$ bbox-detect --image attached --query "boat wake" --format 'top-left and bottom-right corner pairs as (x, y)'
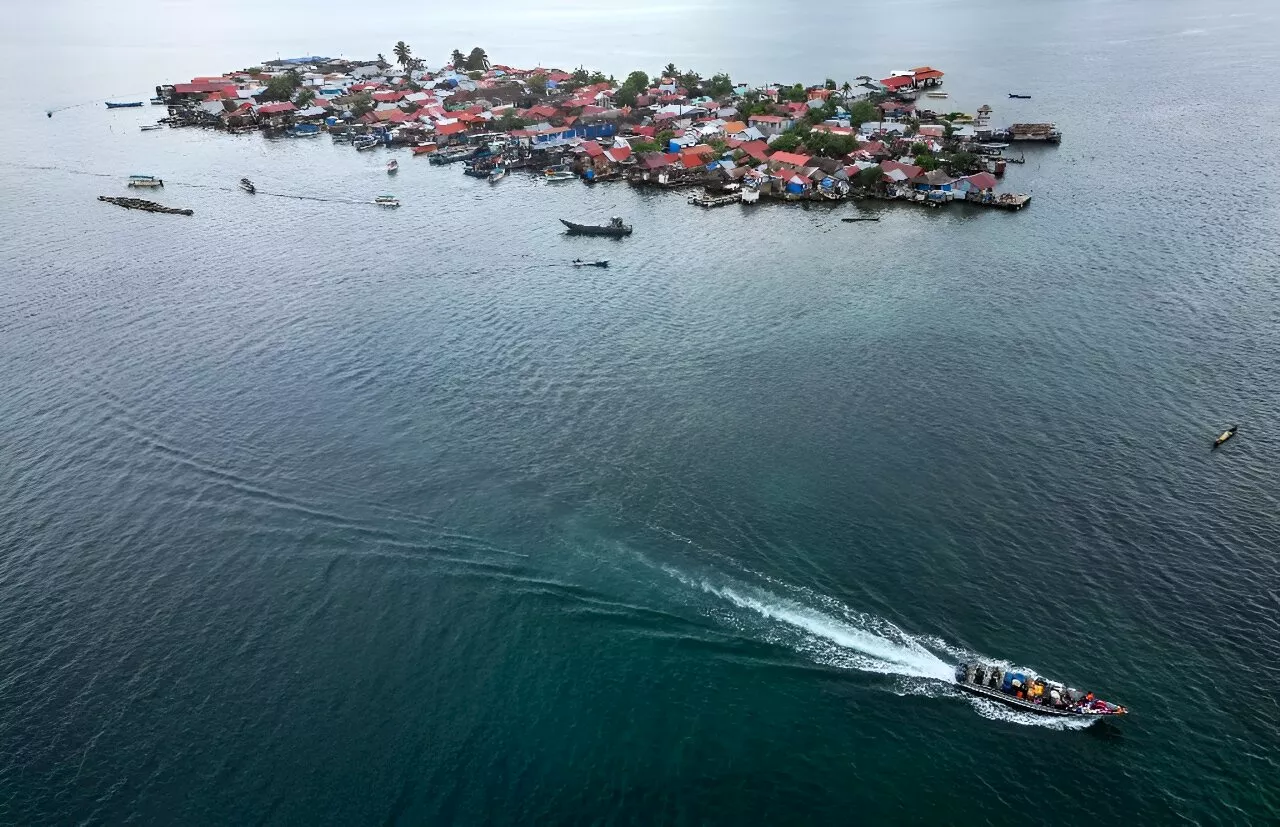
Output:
(659, 564), (1100, 729)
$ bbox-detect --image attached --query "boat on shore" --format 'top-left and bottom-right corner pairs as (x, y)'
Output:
(387, 159), (399, 174)
(560, 217), (632, 237)
(572, 259), (608, 267)
(139, 124), (163, 132)
(1213, 425), (1237, 449)
(374, 194), (400, 208)
(410, 143), (437, 156)
(955, 663), (1128, 718)
(239, 178), (256, 194)
(106, 101), (144, 109)
(127, 174), (163, 188)
(1008, 93), (1032, 99)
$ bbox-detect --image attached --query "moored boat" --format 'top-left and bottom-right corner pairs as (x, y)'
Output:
(955, 663), (1127, 718)
(488, 165), (506, 183)
(410, 143), (437, 155)
(239, 178), (256, 194)
(926, 91), (949, 98)
(127, 174), (163, 188)
(150, 97), (166, 105)
(572, 259), (609, 267)
(353, 135), (380, 151)
(106, 101), (144, 109)
(560, 217), (632, 237)
(1212, 425), (1237, 449)
(544, 165), (576, 182)
(429, 147), (473, 165)
(139, 124), (163, 131)
(374, 194), (400, 207)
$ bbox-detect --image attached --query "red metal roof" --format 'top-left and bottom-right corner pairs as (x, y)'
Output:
(769, 151), (812, 167)
(749, 114), (784, 124)
(435, 121), (468, 135)
(881, 160), (923, 179)
(913, 67), (944, 80)
(739, 140), (771, 161)
(605, 145), (632, 163)
(256, 101), (296, 115)
(580, 140), (605, 157)
(964, 172), (998, 189)
(372, 91), (406, 102)
(175, 80), (234, 94)
(880, 76), (915, 89)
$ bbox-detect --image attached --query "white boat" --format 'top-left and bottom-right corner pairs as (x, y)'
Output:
(139, 124), (163, 131)
(374, 195), (400, 207)
(386, 159), (399, 173)
(740, 187), (760, 204)
(127, 174), (163, 188)
(353, 135), (380, 151)
(544, 165), (576, 182)
(488, 166), (506, 183)
(926, 91), (949, 98)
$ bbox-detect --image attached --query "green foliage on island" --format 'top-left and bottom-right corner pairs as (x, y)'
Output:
(393, 41), (413, 71)
(528, 74), (548, 95)
(856, 165), (883, 189)
(466, 48), (490, 71)
(846, 100), (878, 125)
(349, 91), (374, 118)
(262, 70), (302, 102)
(769, 131), (803, 152)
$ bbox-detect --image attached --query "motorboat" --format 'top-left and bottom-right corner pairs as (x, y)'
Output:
(955, 663), (1128, 718)
(572, 259), (609, 267)
(139, 124), (163, 131)
(106, 101), (144, 109)
(488, 165), (506, 183)
(544, 166), (576, 182)
(374, 195), (400, 208)
(387, 159), (399, 173)
(559, 217), (632, 237)
(127, 174), (163, 188)
(410, 143), (437, 156)
(239, 178), (256, 194)
(353, 135), (380, 151)
(1008, 93), (1032, 99)
(1213, 425), (1237, 449)
(429, 147), (474, 165)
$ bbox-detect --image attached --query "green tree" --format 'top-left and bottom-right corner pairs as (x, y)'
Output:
(466, 47), (490, 71)
(589, 71), (608, 84)
(294, 88), (316, 108)
(704, 72), (734, 98)
(856, 165), (883, 189)
(805, 103), (837, 126)
(824, 78), (837, 90)
(662, 63), (679, 78)
(528, 73), (548, 95)
(393, 41), (413, 70)
(451, 49), (466, 68)
(376, 53), (387, 68)
(349, 91), (374, 118)
(678, 71), (701, 92)
(496, 110), (528, 131)
(769, 131), (802, 152)
(655, 129), (675, 148)
(246, 66), (264, 77)
(910, 141), (928, 156)
(624, 70), (649, 90)
(947, 150), (977, 172)
(779, 83), (807, 102)
(571, 66), (591, 86)
(631, 139), (661, 153)
(848, 100), (878, 125)
(613, 87), (637, 108)
(263, 70), (302, 102)
(840, 81), (852, 97)
(916, 153), (940, 171)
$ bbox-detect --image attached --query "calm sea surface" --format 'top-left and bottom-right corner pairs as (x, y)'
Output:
(3, 0), (1280, 823)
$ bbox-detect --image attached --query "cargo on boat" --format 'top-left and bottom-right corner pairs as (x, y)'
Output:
(955, 663), (1128, 718)
(560, 217), (632, 237)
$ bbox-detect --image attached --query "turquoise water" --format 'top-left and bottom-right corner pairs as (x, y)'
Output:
(2, 0), (1280, 823)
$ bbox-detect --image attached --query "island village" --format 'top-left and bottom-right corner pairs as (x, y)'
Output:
(110, 45), (1060, 215)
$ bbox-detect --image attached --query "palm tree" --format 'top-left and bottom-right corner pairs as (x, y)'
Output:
(393, 41), (412, 70)
(662, 63), (678, 79)
(466, 47), (490, 71)
(450, 49), (466, 69)
(840, 81), (852, 97)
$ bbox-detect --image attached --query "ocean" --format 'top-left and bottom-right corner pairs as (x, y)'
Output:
(2, 0), (1279, 823)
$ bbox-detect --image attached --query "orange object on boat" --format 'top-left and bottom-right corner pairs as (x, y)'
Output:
(411, 143), (437, 155)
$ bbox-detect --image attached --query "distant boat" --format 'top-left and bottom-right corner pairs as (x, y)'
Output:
(139, 124), (163, 132)
(127, 174), (163, 188)
(387, 159), (399, 173)
(560, 217), (632, 237)
(488, 165), (506, 183)
(410, 143), (437, 156)
(572, 259), (609, 267)
(353, 135), (380, 151)
(239, 178), (256, 194)
(841, 216), (880, 222)
(1008, 93), (1032, 99)
(149, 97), (166, 105)
(1213, 425), (1237, 450)
(926, 91), (949, 98)
(374, 195), (400, 207)
(544, 165), (576, 182)
(106, 101), (144, 109)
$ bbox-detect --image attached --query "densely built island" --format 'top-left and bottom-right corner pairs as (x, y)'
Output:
(142, 45), (1055, 210)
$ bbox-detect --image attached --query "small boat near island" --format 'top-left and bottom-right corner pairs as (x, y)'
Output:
(841, 216), (880, 222)
(1008, 93), (1032, 99)
(544, 165), (576, 182)
(106, 101), (144, 109)
(560, 217), (632, 237)
(386, 159), (399, 174)
(150, 97), (166, 105)
(139, 124), (163, 132)
(127, 174), (163, 188)
(353, 135), (380, 151)
(374, 194), (400, 208)
(429, 147), (474, 165)
(955, 663), (1128, 719)
(572, 259), (609, 267)
(1212, 425), (1237, 449)
(925, 91), (949, 98)
(410, 143), (437, 156)
(489, 165), (506, 183)
(239, 178), (256, 194)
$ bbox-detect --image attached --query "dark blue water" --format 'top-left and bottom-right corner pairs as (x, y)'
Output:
(3, 0), (1280, 823)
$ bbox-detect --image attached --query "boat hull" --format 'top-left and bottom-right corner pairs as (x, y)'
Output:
(560, 219), (632, 237)
(106, 102), (144, 109)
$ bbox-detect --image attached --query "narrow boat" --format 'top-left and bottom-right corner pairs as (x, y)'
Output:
(429, 147), (474, 165)
(106, 101), (144, 109)
(127, 174), (163, 188)
(139, 124), (163, 132)
(150, 97), (166, 105)
(239, 178), (256, 194)
(841, 216), (880, 222)
(488, 165), (506, 183)
(955, 663), (1128, 718)
(410, 143), (437, 156)
(926, 91), (949, 99)
(1212, 425), (1237, 449)
(544, 165), (576, 182)
(374, 195), (400, 208)
(387, 159), (399, 174)
(559, 217), (632, 237)
(353, 135), (380, 151)
(572, 259), (609, 267)
(1008, 93), (1032, 99)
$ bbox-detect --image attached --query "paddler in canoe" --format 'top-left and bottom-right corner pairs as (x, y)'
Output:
(1212, 425), (1237, 449)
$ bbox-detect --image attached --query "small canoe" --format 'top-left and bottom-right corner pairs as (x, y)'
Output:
(139, 124), (163, 132)
(1212, 425), (1237, 450)
(572, 259), (609, 267)
(106, 101), (144, 109)
(841, 217), (880, 222)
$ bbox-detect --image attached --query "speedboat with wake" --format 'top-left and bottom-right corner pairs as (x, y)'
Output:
(955, 663), (1127, 718)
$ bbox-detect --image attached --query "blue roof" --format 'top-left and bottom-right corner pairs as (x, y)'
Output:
(278, 56), (330, 64)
